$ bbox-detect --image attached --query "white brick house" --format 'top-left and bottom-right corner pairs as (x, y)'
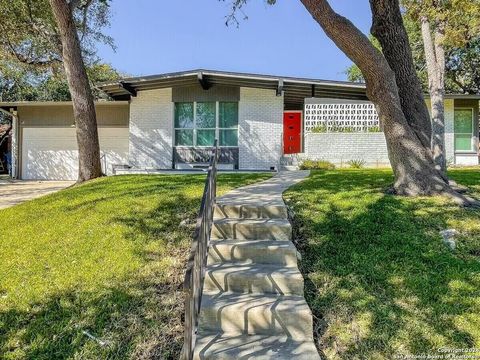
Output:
(1, 69), (478, 180)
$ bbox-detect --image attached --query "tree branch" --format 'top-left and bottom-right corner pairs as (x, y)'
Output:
(299, 0), (389, 88)
(448, 74), (470, 94)
(0, 24), (61, 67)
(69, 0), (83, 10)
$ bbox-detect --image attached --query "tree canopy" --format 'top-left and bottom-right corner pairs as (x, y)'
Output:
(0, 0), (113, 68)
(0, 0), (119, 102)
(346, 0), (480, 94)
(0, 60), (121, 102)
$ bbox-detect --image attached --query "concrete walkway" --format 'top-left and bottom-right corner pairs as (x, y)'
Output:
(194, 171), (320, 359)
(0, 180), (73, 210)
(217, 170), (310, 206)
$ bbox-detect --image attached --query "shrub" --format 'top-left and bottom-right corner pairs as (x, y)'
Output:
(348, 159), (366, 169)
(446, 158), (454, 168)
(367, 126), (381, 132)
(311, 125), (327, 133)
(300, 159), (336, 170)
(340, 126), (356, 133)
(309, 125), (382, 133)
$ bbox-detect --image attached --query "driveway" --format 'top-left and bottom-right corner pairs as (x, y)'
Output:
(0, 180), (74, 210)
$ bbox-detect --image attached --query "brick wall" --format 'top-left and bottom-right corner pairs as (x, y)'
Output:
(444, 99), (455, 163)
(239, 87), (284, 170)
(128, 86), (284, 171)
(129, 88), (173, 168)
(426, 98), (455, 163)
(304, 132), (390, 167)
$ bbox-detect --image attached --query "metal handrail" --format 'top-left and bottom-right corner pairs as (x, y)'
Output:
(181, 139), (219, 360)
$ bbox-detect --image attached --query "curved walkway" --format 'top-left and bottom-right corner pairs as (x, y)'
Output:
(194, 171), (320, 359)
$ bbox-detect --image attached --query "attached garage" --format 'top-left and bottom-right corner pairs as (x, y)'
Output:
(22, 127), (128, 180)
(1, 101), (129, 180)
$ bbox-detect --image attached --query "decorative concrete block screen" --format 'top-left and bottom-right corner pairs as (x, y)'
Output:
(304, 101), (380, 132)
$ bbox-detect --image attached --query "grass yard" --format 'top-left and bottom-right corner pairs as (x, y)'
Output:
(284, 168), (480, 359)
(0, 173), (271, 360)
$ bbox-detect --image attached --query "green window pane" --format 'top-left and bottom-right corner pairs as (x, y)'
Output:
(219, 102), (238, 128)
(196, 102), (216, 128)
(220, 129), (238, 146)
(197, 130), (216, 146)
(175, 129), (194, 146)
(455, 134), (473, 151)
(175, 103), (194, 128)
(454, 109), (473, 133)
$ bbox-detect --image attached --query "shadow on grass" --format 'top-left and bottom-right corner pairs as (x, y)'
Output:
(0, 177), (194, 359)
(285, 169), (480, 359)
(0, 173), (271, 359)
(0, 273), (184, 360)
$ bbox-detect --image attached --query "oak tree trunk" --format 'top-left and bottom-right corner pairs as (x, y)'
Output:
(49, 0), (102, 182)
(421, 17), (447, 174)
(299, 0), (452, 196)
(369, 0), (433, 151)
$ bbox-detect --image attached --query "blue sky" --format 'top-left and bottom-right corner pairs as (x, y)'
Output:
(96, 0), (372, 81)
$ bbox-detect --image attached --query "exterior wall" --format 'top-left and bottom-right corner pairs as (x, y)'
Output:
(17, 103), (130, 179)
(304, 98), (479, 167)
(18, 104), (129, 127)
(455, 154), (478, 166)
(426, 98), (455, 163)
(445, 99), (456, 164)
(128, 86), (284, 171)
(129, 88), (173, 169)
(11, 113), (18, 178)
(238, 87), (284, 170)
(304, 132), (390, 167)
(453, 98), (479, 166)
(172, 84), (239, 102)
(428, 98), (479, 166)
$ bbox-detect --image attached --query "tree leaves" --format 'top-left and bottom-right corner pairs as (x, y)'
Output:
(346, 1), (480, 94)
(0, 0), (117, 101)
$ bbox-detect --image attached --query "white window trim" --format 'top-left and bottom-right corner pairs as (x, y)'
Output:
(454, 107), (475, 153)
(174, 101), (239, 148)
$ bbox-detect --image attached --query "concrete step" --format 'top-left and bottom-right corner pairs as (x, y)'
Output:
(208, 239), (298, 266)
(198, 292), (314, 340)
(214, 203), (288, 219)
(193, 334), (320, 360)
(211, 218), (291, 240)
(204, 263), (304, 295)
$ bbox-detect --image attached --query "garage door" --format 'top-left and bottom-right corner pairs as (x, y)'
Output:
(21, 127), (129, 180)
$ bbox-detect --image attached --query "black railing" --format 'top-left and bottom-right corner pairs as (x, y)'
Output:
(181, 140), (219, 360)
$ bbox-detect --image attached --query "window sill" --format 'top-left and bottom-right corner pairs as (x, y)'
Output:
(454, 151), (478, 155)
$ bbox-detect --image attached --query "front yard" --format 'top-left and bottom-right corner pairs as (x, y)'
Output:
(2, 169), (479, 359)
(0, 173), (271, 360)
(284, 168), (480, 359)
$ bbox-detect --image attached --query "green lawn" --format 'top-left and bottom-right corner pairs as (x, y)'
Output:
(0, 173), (271, 360)
(284, 168), (480, 359)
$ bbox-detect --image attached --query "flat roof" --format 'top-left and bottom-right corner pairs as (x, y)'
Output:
(428, 94), (480, 100)
(98, 69), (371, 108)
(2, 69), (479, 110)
(97, 69), (480, 108)
(99, 69), (367, 90)
(0, 101), (129, 108)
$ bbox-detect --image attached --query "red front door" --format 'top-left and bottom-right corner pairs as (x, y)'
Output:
(283, 112), (302, 154)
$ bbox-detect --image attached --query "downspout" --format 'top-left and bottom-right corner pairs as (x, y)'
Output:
(0, 107), (19, 179)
